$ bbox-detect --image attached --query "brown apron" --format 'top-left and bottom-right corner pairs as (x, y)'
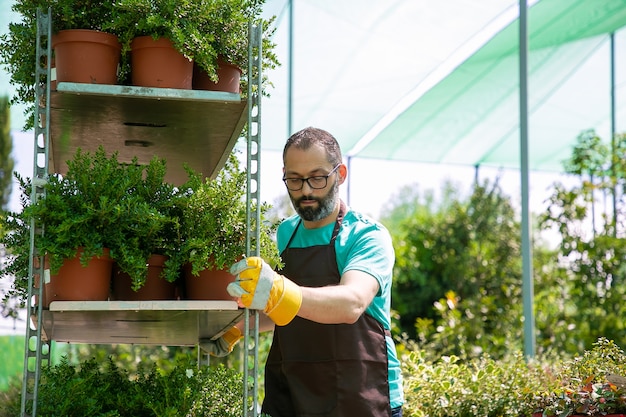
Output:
(262, 202), (391, 417)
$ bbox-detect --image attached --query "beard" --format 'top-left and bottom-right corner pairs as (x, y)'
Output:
(291, 179), (339, 222)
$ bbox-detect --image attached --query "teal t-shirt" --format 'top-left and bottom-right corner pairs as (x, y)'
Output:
(276, 205), (404, 409)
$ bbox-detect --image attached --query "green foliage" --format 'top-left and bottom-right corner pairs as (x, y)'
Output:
(1, 355), (246, 416)
(400, 341), (625, 417)
(382, 142), (626, 358)
(0, 0), (280, 129)
(0, 336), (24, 392)
(172, 152), (282, 276)
(383, 179), (524, 358)
(0, 96), (14, 208)
(0, 146), (181, 300)
(536, 338), (626, 417)
(1, 145), (281, 304)
(0, 375), (21, 416)
(0, 0), (120, 130)
(401, 348), (561, 417)
(539, 129), (626, 349)
(31, 147), (176, 289)
(0, 175), (31, 308)
(110, 0), (279, 90)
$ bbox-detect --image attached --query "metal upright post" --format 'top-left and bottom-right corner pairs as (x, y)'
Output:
(20, 8), (52, 417)
(243, 21), (263, 417)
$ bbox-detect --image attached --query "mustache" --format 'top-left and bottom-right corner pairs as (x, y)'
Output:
(295, 195), (320, 204)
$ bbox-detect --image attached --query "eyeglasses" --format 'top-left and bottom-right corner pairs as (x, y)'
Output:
(282, 164), (341, 191)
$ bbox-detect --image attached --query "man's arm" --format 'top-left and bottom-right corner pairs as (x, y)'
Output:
(227, 257), (380, 326)
(298, 270), (379, 324)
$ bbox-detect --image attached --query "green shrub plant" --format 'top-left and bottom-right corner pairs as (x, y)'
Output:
(0, 356), (249, 416)
(399, 337), (626, 417)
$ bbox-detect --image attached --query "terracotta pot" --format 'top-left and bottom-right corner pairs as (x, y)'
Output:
(183, 263), (236, 301)
(192, 58), (242, 93)
(52, 29), (121, 85)
(112, 254), (178, 301)
(44, 248), (113, 307)
(130, 36), (193, 89)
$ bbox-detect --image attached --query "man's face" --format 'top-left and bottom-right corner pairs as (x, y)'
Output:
(291, 177), (339, 222)
(283, 145), (341, 222)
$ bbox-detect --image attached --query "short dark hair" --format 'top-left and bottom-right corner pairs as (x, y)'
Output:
(283, 127), (343, 166)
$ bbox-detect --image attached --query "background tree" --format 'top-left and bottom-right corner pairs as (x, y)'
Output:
(538, 129), (626, 350)
(381, 177), (584, 359)
(0, 95), (16, 324)
(0, 96), (13, 209)
(382, 179), (526, 357)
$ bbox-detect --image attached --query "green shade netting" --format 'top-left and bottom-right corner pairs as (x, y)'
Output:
(259, 0), (626, 172)
(356, 0), (626, 171)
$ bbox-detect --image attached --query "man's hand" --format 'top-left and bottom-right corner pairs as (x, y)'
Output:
(227, 257), (302, 326)
(199, 326), (242, 357)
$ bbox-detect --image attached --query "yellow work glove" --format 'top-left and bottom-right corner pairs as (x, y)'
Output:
(199, 326), (242, 357)
(227, 257), (302, 326)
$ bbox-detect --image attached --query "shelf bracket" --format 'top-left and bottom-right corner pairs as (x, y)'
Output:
(243, 21), (264, 417)
(20, 7), (52, 417)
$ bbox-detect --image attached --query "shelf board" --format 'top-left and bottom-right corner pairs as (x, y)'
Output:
(49, 82), (248, 185)
(41, 300), (244, 346)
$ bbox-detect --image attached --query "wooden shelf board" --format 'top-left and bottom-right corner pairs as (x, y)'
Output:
(49, 82), (248, 185)
(40, 300), (244, 346)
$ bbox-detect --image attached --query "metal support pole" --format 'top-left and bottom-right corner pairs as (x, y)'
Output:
(287, 0), (294, 137)
(244, 21), (264, 417)
(21, 8), (52, 417)
(519, 0), (536, 358)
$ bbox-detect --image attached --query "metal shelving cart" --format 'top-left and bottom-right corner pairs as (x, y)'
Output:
(20, 8), (264, 417)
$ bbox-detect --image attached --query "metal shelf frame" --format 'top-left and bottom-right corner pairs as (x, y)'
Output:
(21, 8), (263, 417)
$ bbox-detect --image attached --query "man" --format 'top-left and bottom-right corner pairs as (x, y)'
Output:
(227, 127), (404, 416)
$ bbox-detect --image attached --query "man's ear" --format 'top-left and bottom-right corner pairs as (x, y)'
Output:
(337, 164), (348, 185)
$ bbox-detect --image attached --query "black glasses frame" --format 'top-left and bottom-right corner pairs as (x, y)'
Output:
(282, 164), (341, 191)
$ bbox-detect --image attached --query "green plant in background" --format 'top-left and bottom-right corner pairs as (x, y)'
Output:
(0, 174), (31, 309)
(535, 338), (626, 417)
(539, 130), (626, 350)
(382, 130), (626, 358)
(0, 96), (15, 207)
(400, 348), (562, 417)
(383, 179), (527, 358)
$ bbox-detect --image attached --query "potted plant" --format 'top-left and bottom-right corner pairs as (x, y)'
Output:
(171, 151), (282, 300)
(190, 0), (280, 94)
(111, 0), (279, 92)
(111, 0), (201, 88)
(0, 146), (183, 305)
(0, 0), (123, 130)
(110, 155), (185, 299)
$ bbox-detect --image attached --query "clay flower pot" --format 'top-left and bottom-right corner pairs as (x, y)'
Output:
(44, 248), (113, 307)
(112, 254), (178, 301)
(192, 58), (242, 93)
(52, 29), (121, 85)
(130, 36), (193, 89)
